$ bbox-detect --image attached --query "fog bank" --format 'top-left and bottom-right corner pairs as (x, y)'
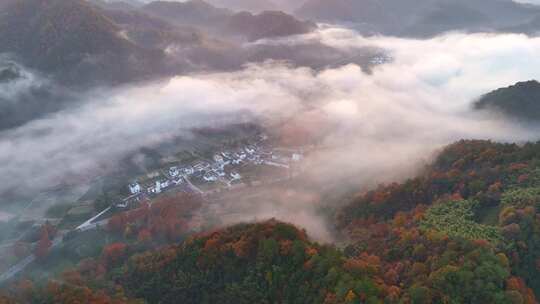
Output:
(3, 27), (540, 239)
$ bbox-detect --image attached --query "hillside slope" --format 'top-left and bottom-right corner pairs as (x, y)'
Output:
(206, 0), (278, 12)
(296, 0), (540, 37)
(0, 0), (165, 85)
(340, 140), (540, 299)
(1, 217), (532, 303)
(226, 11), (316, 41)
(142, 0), (315, 41)
(142, 0), (232, 28)
(474, 80), (540, 121)
(7, 138), (540, 304)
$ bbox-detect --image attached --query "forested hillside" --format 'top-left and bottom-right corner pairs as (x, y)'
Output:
(340, 140), (540, 302)
(296, 0), (540, 37)
(0, 0), (165, 85)
(4, 140), (540, 303)
(475, 80), (540, 121)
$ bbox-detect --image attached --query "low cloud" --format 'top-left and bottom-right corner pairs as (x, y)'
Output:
(0, 56), (76, 130)
(2, 27), (540, 239)
(0, 58), (44, 101)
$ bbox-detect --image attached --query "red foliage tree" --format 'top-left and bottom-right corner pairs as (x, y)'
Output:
(34, 227), (52, 260)
(102, 243), (128, 268)
(107, 214), (127, 234)
(137, 229), (152, 243)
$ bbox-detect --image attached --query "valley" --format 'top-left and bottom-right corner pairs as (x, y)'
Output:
(3, 0), (540, 303)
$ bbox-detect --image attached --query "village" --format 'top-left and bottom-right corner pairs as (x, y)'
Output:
(0, 134), (307, 283)
(73, 134), (306, 231)
(119, 141), (303, 208)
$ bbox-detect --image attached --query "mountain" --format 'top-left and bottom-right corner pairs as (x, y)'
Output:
(503, 14), (540, 35)
(2, 216), (534, 303)
(4, 140), (540, 301)
(338, 140), (540, 298)
(0, 0), (284, 85)
(0, 59), (76, 130)
(90, 0), (142, 11)
(0, 0), (246, 128)
(474, 80), (540, 121)
(142, 0), (316, 41)
(205, 0), (278, 12)
(142, 0), (232, 29)
(296, 0), (540, 37)
(102, 7), (207, 49)
(104, 5), (247, 72)
(225, 11), (316, 41)
(0, 0), (166, 85)
(297, 0), (395, 27)
(405, 2), (491, 37)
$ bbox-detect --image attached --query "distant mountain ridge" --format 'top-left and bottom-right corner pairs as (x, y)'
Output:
(226, 10), (316, 41)
(142, 0), (232, 28)
(474, 80), (540, 121)
(296, 0), (540, 37)
(0, 0), (315, 85)
(0, 58), (76, 130)
(205, 0), (279, 12)
(142, 0), (316, 41)
(0, 0), (165, 85)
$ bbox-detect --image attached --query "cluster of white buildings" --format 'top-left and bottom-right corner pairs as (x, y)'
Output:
(128, 175), (181, 197)
(127, 143), (304, 197)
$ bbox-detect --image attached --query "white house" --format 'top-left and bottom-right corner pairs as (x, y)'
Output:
(182, 166), (195, 175)
(221, 152), (232, 159)
(193, 162), (210, 172)
(169, 166), (180, 177)
(155, 180), (162, 194)
(129, 183), (141, 194)
(116, 200), (129, 209)
(160, 180), (171, 189)
(230, 172), (241, 180)
(214, 154), (224, 163)
(292, 153), (303, 162)
(173, 176), (184, 185)
(203, 173), (218, 182)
